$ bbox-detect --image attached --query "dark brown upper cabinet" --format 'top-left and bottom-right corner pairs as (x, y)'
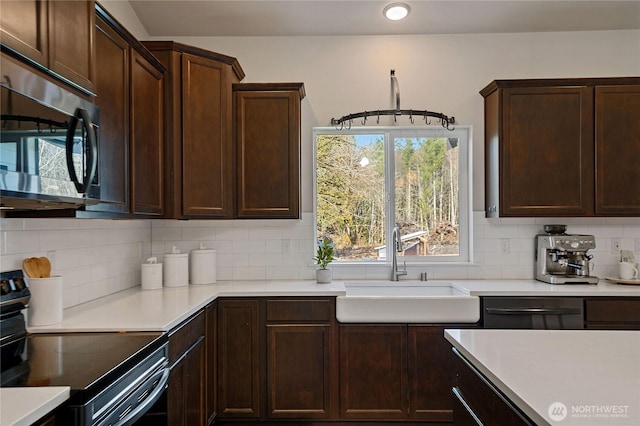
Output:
(481, 78), (640, 217)
(88, 5), (165, 217)
(1, 0), (95, 94)
(141, 41), (245, 219)
(234, 83), (305, 219)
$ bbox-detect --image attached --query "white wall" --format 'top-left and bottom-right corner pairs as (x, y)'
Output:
(2, 5), (639, 307)
(162, 30), (640, 212)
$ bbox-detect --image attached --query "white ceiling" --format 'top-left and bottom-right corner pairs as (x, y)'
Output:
(128, 0), (640, 37)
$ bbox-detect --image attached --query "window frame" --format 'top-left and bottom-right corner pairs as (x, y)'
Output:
(313, 125), (473, 265)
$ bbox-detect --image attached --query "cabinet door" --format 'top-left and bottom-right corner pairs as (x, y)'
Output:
(48, 0), (94, 91)
(267, 324), (331, 418)
(0, 0), (47, 65)
(408, 326), (455, 421)
(235, 90), (300, 218)
(339, 325), (408, 419)
(168, 337), (206, 426)
(595, 85), (640, 215)
(499, 86), (594, 216)
(181, 54), (233, 218)
(90, 15), (130, 213)
(218, 299), (261, 418)
(130, 50), (164, 216)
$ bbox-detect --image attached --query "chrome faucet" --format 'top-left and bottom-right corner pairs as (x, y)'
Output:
(391, 227), (407, 281)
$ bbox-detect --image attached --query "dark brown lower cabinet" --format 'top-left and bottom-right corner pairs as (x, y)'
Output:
(339, 324), (472, 422)
(452, 347), (532, 425)
(168, 311), (206, 426)
(339, 325), (408, 420)
(266, 325), (331, 418)
(265, 297), (335, 419)
(217, 299), (261, 419)
(409, 326), (459, 421)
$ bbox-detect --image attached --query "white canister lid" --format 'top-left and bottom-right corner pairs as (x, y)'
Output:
(165, 246), (188, 259)
(191, 243), (216, 254)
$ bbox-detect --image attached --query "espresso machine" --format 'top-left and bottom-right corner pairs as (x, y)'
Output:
(535, 225), (599, 284)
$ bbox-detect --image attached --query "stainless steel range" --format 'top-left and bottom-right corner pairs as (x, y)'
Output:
(0, 270), (169, 426)
(535, 225), (599, 284)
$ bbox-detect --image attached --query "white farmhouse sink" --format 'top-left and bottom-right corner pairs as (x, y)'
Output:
(336, 281), (480, 323)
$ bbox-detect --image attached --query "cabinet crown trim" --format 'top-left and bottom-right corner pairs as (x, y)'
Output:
(233, 82), (306, 99)
(480, 77), (640, 97)
(141, 40), (245, 80)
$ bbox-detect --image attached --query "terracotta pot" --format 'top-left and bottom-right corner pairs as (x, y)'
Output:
(316, 268), (332, 284)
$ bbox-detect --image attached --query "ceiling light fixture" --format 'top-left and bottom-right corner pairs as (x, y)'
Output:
(383, 2), (410, 21)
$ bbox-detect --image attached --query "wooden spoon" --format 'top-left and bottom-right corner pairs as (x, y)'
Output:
(22, 257), (41, 278)
(39, 257), (51, 278)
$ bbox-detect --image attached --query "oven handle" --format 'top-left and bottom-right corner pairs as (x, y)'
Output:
(116, 366), (169, 426)
(485, 307), (582, 315)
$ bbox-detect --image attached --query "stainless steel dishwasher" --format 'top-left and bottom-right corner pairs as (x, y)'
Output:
(482, 297), (584, 329)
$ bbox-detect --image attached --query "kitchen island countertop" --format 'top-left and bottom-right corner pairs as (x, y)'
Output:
(445, 329), (640, 425)
(1, 387), (70, 426)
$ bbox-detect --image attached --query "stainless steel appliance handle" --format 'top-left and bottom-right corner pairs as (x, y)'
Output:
(115, 367), (169, 426)
(65, 107), (97, 194)
(485, 307), (582, 315)
(452, 386), (484, 426)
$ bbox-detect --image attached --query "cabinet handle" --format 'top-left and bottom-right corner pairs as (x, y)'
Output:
(452, 386), (484, 426)
(65, 107), (97, 194)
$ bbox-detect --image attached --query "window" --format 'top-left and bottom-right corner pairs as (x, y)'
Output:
(314, 125), (472, 264)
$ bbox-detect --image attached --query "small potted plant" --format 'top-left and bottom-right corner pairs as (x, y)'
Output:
(314, 239), (334, 284)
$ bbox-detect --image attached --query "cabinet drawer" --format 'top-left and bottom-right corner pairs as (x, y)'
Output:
(266, 298), (333, 322)
(584, 298), (640, 323)
(169, 310), (205, 363)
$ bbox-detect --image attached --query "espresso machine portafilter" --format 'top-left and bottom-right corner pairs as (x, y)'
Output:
(535, 225), (599, 284)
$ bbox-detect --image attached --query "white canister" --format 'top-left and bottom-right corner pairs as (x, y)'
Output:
(190, 244), (217, 284)
(141, 257), (163, 290)
(164, 247), (189, 287)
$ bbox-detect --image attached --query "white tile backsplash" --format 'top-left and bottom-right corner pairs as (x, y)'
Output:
(1, 212), (639, 308)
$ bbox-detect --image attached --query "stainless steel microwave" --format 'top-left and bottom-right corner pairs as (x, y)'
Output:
(0, 58), (100, 210)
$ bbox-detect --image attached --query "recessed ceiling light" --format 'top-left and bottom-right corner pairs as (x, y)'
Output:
(383, 3), (410, 21)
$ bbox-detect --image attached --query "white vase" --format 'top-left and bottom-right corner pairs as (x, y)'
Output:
(316, 268), (332, 284)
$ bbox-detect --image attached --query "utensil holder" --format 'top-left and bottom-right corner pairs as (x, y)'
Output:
(28, 276), (63, 326)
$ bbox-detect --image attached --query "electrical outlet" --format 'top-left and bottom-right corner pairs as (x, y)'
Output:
(611, 238), (622, 254)
(500, 239), (510, 254)
(46, 250), (56, 270)
(282, 239), (291, 254)
(635, 238), (640, 254)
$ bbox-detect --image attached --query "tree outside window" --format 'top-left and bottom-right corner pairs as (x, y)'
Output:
(314, 126), (472, 264)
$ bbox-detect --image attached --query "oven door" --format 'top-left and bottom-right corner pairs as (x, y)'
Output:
(64, 342), (170, 426)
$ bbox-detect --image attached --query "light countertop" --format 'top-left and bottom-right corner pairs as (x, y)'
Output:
(445, 329), (640, 425)
(27, 279), (640, 333)
(1, 387), (70, 426)
(28, 280), (346, 332)
(450, 279), (640, 297)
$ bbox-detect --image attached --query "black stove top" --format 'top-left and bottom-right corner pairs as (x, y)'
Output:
(2, 332), (166, 397)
